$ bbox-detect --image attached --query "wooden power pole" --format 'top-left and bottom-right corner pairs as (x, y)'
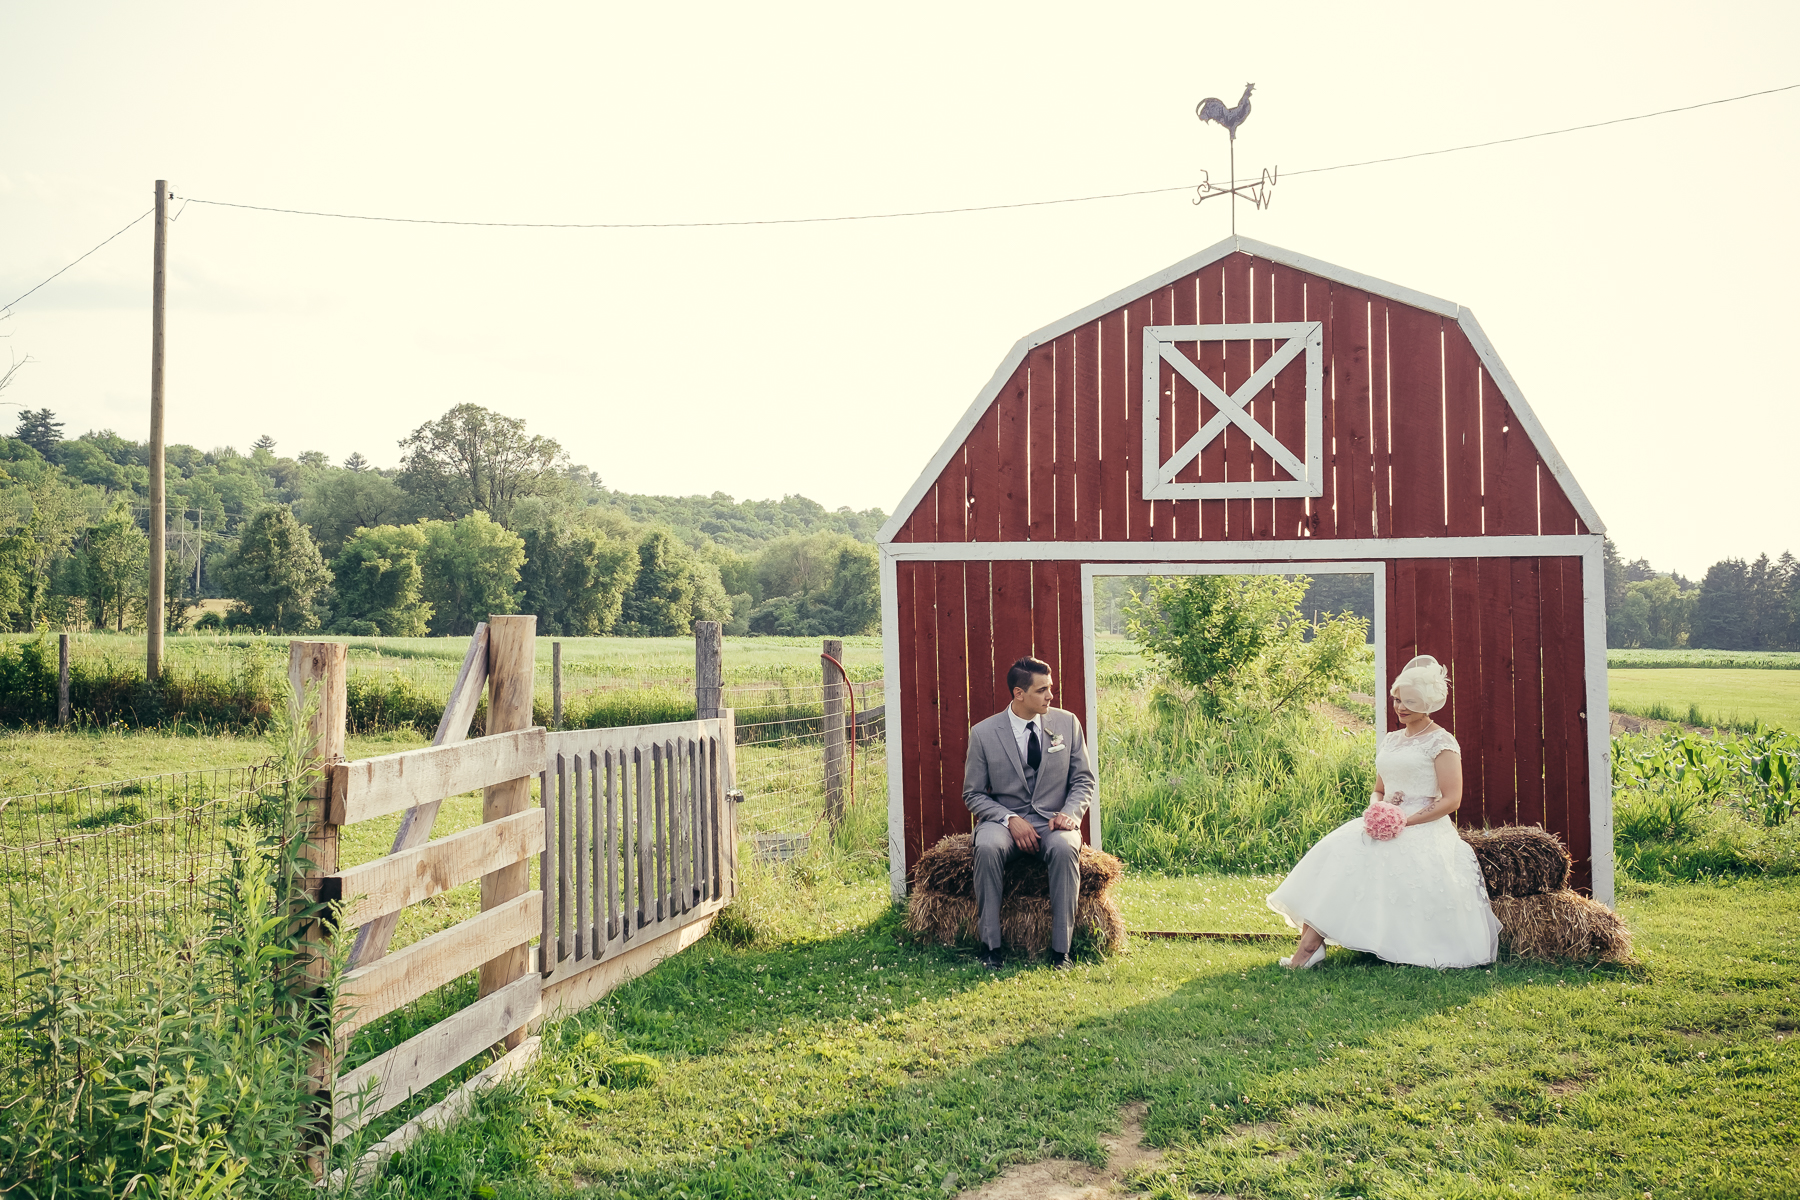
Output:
(146, 180), (169, 682)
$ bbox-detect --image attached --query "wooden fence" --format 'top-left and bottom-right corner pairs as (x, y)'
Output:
(303, 620), (741, 1181)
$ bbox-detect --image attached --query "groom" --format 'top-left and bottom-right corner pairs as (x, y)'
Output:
(962, 656), (1095, 970)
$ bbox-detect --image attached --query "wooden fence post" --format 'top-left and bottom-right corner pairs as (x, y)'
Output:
(288, 638), (347, 1148)
(479, 615), (536, 1051)
(57, 634), (70, 726)
(290, 642), (348, 967)
(694, 621), (722, 720)
(822, 638), (845, 829)
(552, 641), (563, 731)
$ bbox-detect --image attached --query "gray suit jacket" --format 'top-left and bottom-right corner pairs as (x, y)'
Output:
(962, 706), (1095, 828)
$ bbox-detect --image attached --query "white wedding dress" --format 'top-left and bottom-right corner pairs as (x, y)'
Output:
(1267, 725), (1499, 968)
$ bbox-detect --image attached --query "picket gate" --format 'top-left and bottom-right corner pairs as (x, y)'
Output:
(309, 621), (739, 1184)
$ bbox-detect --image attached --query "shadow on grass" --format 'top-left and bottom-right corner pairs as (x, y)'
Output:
(369, 895), (1646, 1199)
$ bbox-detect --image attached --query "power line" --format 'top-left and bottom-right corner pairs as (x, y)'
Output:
(2, 82), (1795, 316)
(171, 183), (1196, 229)
(1284, 82), (1800, 179)
(1, 209), (155, 316)
(173, 82), (1798, 229)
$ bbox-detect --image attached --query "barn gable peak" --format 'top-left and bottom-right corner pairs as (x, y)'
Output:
(879, 237), (1601, 542)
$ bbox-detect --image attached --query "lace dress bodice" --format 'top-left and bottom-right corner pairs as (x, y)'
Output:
(1374, 725), (1461, 813)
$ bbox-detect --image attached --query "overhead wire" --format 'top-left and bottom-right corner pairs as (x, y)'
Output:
(170, 82), (1799, 229)
(1, 208), (155, 316)
(2, 82), (1795, 312)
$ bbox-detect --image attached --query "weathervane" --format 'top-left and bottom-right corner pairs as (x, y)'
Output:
(1194, 83), (1276, 233)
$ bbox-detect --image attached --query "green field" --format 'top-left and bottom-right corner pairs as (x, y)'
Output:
(1607, 648), (1800, 670)
(0, 631), (885, 694)
(1609, 667), (1800, 732)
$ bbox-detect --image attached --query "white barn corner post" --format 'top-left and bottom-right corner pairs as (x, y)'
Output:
(878, 236), (1614, 904)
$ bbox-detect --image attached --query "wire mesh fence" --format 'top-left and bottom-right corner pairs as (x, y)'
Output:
(0, 764), (294, 1080)
(730, 680), (888, 864)
(0, 665), (894, 1111)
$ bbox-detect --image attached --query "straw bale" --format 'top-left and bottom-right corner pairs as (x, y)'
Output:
(902, 889), (1127, 959)
(1459, 825), (1572, 898)
(905, 833), (1127, 959)
(1491, 889), (1633, 963)
(909, 832), (1125, 900)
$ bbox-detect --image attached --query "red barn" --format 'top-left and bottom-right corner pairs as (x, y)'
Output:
(878, 237), (1612, 902)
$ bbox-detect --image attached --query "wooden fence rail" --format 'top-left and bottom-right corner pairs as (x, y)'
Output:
(316, 621), (742, 1185)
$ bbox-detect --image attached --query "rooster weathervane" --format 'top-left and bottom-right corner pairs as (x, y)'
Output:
(1194, 83), (1276, 233)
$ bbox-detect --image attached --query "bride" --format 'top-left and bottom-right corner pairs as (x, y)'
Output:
(1266, 655), (1500, 969)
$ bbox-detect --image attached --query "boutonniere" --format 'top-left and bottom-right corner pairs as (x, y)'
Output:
(1046, 732), (1067, 754)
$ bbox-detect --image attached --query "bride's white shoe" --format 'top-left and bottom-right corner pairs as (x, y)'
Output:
(1279, 943), (1327, 969)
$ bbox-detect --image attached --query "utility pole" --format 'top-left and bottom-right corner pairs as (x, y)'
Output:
(147, 180), (168, 681)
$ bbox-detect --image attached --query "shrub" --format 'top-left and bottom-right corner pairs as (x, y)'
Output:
(1099, 684), (1375, 874)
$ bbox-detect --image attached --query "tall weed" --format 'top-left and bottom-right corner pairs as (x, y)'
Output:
(1099, 685), (1375, 874)
(0, 680), (346, 1198)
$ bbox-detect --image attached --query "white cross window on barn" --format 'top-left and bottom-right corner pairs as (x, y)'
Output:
(1140, 322), (1323, 500)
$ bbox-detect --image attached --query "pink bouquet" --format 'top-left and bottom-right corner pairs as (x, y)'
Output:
(1363, 798), (1406, 841)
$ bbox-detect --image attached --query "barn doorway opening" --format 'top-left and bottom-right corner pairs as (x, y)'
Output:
(1082, 564), (1383, 875)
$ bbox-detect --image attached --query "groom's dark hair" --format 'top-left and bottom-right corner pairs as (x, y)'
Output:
(1006, 656), (1052, 696)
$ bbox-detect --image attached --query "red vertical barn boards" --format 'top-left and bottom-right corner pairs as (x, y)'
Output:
(880, 237), (1613, 904)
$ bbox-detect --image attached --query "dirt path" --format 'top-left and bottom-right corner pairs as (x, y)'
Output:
(952, 1103), (1173, 1200)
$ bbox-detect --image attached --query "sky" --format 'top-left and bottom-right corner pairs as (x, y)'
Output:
(1, 1), (1795, 579)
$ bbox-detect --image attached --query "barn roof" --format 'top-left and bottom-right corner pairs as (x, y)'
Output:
(879, 236), (1602, 543)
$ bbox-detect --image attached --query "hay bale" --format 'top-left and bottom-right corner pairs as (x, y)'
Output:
(904, 832), (1128, 959)
(1460, 825), (1572, 898)
(1491, 889), (1633, 963)
(909, 832), (1125, 900)
(902, 889), (1128, 959)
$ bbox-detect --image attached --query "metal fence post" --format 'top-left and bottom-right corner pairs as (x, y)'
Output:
(822, 638), (845, 829)
(57, 634), (70, 726)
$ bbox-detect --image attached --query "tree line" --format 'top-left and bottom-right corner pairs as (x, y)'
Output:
(0, 403), (884, 638)
(1604, 538), (1800, 651)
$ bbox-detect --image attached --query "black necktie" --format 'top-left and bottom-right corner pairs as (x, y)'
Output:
(1026, 721), (1041, 770)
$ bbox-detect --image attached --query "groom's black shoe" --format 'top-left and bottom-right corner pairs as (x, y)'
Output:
(978, 946), (1005, 970)
(1049, 950), (1074, 970)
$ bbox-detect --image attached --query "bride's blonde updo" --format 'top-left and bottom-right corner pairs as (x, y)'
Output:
(1390, 654), (1449, 714)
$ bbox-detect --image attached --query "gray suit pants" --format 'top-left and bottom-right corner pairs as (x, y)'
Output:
(972, 818), (1082, 954)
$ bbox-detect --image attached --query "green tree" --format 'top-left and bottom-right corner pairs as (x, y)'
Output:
(0, 532), (28, 629)
(11, 408), (63, 457)
(17, 470), (93, 627)
(745, 538), (880, 636)
(216, 506), (333, 632)
(1125, 573), (1369, 719)
(821, 541), (880, 634)
(83, 501), (149, 632)
(330, 524), (433, 636)
(518, 521), (639, 636)
(1612, 576), (1697, 649)
(298, 468), (415, 559)
(617, 528), (713, 637)
(419, 512), (526, 636)
(398, 404), (568, 527)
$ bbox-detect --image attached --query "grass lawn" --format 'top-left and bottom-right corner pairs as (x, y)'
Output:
(1609, 668), (1800, 732)
(376, 872), (1800, 1199)
(0, 725), (430, 796)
